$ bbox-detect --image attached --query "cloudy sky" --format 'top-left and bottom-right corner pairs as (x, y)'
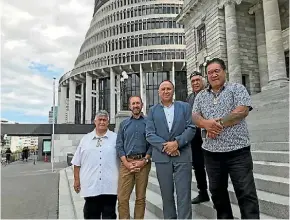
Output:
(1, 0), (94, 123)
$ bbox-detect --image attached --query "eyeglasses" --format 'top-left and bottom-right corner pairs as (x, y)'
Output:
(96, 137), (103, 147)
(207, 68), (222, 76)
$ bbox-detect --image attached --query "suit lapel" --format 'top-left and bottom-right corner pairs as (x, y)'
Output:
(170, 102), (178, 134)
(158, 104), (169, 132)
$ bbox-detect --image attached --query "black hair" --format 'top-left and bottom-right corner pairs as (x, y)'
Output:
(158, 80), (175, 89)
(205, 58), (226, 71)
(190, 71), (202, 79)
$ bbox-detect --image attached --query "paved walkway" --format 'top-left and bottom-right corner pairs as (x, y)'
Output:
(1, 160), (67, 219)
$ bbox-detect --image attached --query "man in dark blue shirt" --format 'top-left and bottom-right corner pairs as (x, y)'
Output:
(116, 96), (152, 219)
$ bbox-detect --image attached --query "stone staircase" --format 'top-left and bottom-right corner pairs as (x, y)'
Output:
(130, 85), (289, 219)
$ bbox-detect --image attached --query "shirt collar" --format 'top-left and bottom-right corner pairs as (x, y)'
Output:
(90, 129), (110, 140)
(160, 100), (174, 108)
(130, 113), (144, 119)
(207, 82), (228, 92)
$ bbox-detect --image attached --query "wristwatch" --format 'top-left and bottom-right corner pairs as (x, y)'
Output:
(143, 157), (149, 163)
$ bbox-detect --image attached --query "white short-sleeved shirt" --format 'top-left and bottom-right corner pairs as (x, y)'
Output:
(71, 129), (119, 197)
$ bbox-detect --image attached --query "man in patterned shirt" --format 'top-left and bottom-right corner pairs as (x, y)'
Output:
(192, 58), (260, 219)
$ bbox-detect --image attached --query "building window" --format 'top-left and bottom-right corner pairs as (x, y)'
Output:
(121, 73), (140, 110)
(91, 97), (96, 123)
(197, 24), (206, 51)
(175, 71), (187, 101)
(75, 100), (81, 124)
(146, 72), (169, 111)
(99, 78), (110, 114)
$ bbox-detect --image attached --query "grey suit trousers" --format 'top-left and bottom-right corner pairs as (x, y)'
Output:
(155, 162), (192, 219)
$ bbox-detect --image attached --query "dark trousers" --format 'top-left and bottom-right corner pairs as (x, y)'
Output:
(203, 146), (260, 219)
(83, 194), (117, 219)
(191, 133), (207, 192)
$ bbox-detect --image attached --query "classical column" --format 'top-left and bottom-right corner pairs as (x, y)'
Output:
(95, 78), (99, 113)
(116, 74), (121, 113)
(139, 64), (147, 114)
(57, 85), (67, 124)
(249, 2), (269, 90)
(263, 0), (288, 86)
(68, 79), (76, 124)
(170, 62), (176, 99)
(220, 0), (242, 83)
(110, 68), (116, 124)
(85, 72), (92, 124)
(80, 83), (84, 124)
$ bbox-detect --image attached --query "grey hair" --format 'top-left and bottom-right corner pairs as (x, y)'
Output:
(94, 110), (110, 120)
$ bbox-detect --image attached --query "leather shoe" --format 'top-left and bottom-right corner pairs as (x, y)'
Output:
(191, 192), (210, 204)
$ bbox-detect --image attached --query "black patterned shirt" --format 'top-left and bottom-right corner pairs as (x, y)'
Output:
(192, 82), (252, 152)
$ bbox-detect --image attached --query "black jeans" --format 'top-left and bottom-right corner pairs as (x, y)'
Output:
(83, 194), (117, 219)
(203, 147), (260, 219)
(191, 128), (207, 192)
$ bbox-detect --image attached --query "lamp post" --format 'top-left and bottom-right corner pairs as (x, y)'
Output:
(52, 77), (56, 172)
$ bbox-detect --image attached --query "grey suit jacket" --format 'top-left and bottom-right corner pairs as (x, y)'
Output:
(145, 101), (196, 163)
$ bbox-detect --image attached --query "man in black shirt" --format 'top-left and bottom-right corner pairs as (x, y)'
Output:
(186, 71), (209, 204)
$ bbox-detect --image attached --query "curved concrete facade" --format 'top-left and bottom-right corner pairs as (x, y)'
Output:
(58, 0), (188, 125)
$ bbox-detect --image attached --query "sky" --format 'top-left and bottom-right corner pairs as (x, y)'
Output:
(1, 0), (94, 123)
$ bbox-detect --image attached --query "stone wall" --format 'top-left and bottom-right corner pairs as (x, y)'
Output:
(183, 1), (222, 93)
(236, 2), (260, 94)
(54, 134), (84, 162)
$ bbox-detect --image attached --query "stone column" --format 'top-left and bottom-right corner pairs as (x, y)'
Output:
(220, 0), (242, 84)
(68, 79), (76, 124)
(57, 85), (67, 124)
(80, 83), (84, 124)
(139, 64), (147, 115)
(249, 2), (269, 90)
(110, 68), (116, 124)
(170, 62), (176, 99)
(116, 74), (121, 113)
(95, 78), (99, 113)
(263, 0), (288, 87)
(85, 72), (92, 124)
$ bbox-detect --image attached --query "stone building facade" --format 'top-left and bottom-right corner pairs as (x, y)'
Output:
(176, 0), (289, 94)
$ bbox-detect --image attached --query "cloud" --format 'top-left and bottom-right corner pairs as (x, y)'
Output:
(1, 0), (94, 123)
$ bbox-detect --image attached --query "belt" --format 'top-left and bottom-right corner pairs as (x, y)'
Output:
(126, 153), (146, 160)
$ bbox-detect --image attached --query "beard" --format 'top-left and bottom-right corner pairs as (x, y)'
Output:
(131, 108), (141, 115)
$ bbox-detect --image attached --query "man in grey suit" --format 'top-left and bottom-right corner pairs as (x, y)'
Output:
(146, 80), (196, 219)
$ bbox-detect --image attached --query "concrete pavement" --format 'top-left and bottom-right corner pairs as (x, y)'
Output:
(1, 160), (67, 219)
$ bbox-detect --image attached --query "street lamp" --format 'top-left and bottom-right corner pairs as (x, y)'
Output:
(52, 77), (56, 172)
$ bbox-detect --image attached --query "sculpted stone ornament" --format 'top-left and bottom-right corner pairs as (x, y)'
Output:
(217, 0), (242, 9)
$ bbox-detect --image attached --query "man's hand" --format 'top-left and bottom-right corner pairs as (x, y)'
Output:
(207, 131), (218, 139)
(123, 161), (136, 171)
(204, 119), (223, 135)
(170, 150), (180, 157)
(74, 179), (81, 193)
(133, 160), (146, 169)
(162, 141), (179, 155)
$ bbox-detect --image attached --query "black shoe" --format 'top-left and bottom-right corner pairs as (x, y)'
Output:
(191, 192), (210, 204)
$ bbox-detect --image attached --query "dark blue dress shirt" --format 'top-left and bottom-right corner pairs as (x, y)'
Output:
(116, 115), (152, 157)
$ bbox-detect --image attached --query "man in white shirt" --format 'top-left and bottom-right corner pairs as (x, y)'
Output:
(71, 110), (119, 219)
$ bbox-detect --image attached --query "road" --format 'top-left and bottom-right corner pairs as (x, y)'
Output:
(1, 160), (67, 219)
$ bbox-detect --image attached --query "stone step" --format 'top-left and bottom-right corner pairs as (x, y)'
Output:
(249, 130), (289, 142)
(250, 85), (289, 99)
(150, 164), (289, 197)
(250, 142), (289, 151)
(253, 161), (289, 178)
(252, 150), (289, 163)
(146, 176), (279, 219)
(131, 189), (207, 219)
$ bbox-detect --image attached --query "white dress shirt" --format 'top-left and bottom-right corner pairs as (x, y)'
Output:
(163, 103), (175, 132)
(71, 129), (119, 198)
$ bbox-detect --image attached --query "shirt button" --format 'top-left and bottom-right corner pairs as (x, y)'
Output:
(99, 178), (101, 180)
(100, 157), (101, 159)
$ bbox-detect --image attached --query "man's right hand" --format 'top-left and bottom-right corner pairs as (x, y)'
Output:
(74, 179), (81, 193)
(123, 161), (136, 171)
(204, 119), (223, 135)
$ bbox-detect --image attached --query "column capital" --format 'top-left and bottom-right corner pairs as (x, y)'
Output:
(218, 0), (242, 9)
(248, 0), (262, 15)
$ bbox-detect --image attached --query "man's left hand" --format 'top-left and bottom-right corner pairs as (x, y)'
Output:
(162, 141), (178, 155)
